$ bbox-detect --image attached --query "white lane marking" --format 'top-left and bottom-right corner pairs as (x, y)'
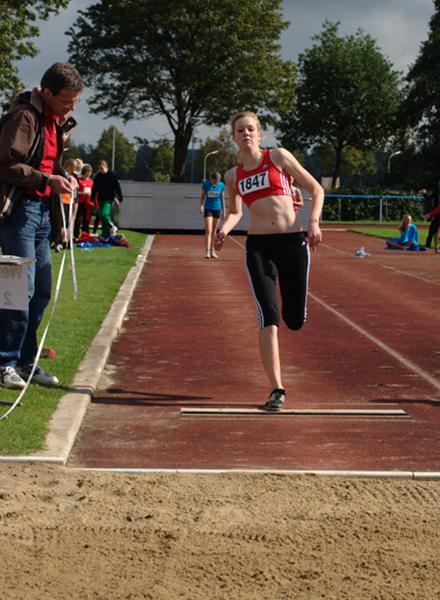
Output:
(310, 292), (440, 393)
(230, 235), (440, 393)
(320, 242), (440, 287)
(320, 242), (347, 254)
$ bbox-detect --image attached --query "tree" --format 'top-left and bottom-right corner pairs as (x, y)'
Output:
(90, 126), (136, 175)
(128, 141), (155, 181)
(0, 0), (69, 109)
(67, 0), (295, 181)
(403, 0), (440, 187)
(151, 139), (174, 182)
(196, 129), (237, 181)
(62, 136), (81, 163)
(76, 142), (95, 165)
(278, 21), (401, 187)
(316, 144), (376, 180)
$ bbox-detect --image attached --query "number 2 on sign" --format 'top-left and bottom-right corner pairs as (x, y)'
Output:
(3, 291), (12, 306)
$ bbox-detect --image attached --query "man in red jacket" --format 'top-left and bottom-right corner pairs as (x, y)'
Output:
(0, 63), (83, 389)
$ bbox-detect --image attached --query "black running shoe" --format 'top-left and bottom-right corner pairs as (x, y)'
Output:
(264, 388), (285, 411)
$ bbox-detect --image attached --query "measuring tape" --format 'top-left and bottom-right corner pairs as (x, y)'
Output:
(1, 192), (79, 421)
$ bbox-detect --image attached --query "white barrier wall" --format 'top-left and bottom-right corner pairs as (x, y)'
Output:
(119, 181), (311, 231)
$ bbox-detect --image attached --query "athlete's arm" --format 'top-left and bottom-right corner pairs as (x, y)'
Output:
(272, 147), (324, 248)
(215, 168), (243, 250)
(292, 187), (304, 207)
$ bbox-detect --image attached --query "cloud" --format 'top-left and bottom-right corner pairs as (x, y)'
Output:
(16, 0), (436, 147)
(281, 0), (433, 71)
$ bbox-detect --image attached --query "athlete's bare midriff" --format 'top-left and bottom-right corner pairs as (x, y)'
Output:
(247, 194), (300, 234)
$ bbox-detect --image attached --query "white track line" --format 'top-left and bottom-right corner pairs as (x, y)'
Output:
(230, 235), (440, 393)
(310, 292), (440, 393)
(321, 241), (440, 287)
(320, 242), (347, 255)
(65, 236), (438, 476)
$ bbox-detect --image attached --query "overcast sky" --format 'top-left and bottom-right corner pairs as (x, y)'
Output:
(17, 0), (435, 147)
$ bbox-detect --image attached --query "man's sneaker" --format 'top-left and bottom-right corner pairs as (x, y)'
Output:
(205, 249), (211, 259)
(16, 365), (59, 387)
(263, 388), (285, 411)
(210, 249), (218, 259)
(0, 366), (26, 390)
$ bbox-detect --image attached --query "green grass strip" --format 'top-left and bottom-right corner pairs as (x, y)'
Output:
(0, 230), (148, 455)
(348, 227), (429, 245)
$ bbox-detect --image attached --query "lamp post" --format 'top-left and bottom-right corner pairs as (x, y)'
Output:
(145, 165), (156, 182)
(203, 150), (219, 181)
(387, 150), (402, 173)
(190, 136), (200, 183)
(111, 126), (116, 171)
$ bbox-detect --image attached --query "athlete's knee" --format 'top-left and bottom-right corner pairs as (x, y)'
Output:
(283, 313), (306, 331)
(260, 319), (279, 330)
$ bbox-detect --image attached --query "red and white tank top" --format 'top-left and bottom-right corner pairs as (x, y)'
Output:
(235, 149), (291, 207)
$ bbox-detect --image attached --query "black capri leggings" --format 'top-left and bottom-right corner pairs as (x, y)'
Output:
(425, 215), (440, 248)
(245, 232), (310, 330)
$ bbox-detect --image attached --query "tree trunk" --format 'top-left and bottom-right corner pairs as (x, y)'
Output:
(172, 124), (193, 183)
(332, 140), (344, 188)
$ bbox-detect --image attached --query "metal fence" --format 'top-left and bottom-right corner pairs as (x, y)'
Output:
(323, 194), (424, 223)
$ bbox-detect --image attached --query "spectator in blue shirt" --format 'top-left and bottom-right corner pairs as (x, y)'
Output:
(386, 215), (421, 250)
(199, 171), (225, 258)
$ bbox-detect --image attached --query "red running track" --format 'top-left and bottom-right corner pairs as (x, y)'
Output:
(69, 231), (440, 472)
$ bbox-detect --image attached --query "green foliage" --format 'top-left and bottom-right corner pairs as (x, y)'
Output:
(90, 126), (136, 174)
(349, 226), (429, 245)
(403, 0), (440, 186)
(67, 0), (295, 181)
(0, 0), (69, 109)
(62, 136), (81, 163)
(279, 21), (402, 186)
(342, 147), (376, 177)
(316, 144), (376, 179)
(0, 230), (148, 455)
(197, 129), (237, 180)
(322, 187), (425, 222)
(151, 139), (174, 182)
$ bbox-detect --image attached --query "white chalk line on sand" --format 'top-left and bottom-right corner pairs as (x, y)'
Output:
(67, 467), (440, 480)
(229, 236), (440, 394)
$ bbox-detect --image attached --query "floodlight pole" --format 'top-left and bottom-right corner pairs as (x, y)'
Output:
(111, 127), (116, 171)
(203, 150), (219, 181)
(387, 150), (402, 173)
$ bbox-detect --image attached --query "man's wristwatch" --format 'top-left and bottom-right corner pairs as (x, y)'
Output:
(38, 173), (51, 193)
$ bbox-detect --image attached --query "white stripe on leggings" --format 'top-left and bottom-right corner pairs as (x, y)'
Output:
(244, 251), (265, 329)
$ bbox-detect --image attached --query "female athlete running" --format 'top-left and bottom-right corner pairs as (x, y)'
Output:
(215, 111), (324, 410)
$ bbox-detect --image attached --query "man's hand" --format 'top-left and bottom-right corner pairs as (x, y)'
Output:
(48, 175), (74, 194)
(68, 175), (78, 190)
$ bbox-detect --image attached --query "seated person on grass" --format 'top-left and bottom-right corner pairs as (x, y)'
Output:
(386, 215), (422, 251)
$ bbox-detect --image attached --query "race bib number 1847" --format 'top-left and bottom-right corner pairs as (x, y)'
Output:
(238, 171), (270, 196)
